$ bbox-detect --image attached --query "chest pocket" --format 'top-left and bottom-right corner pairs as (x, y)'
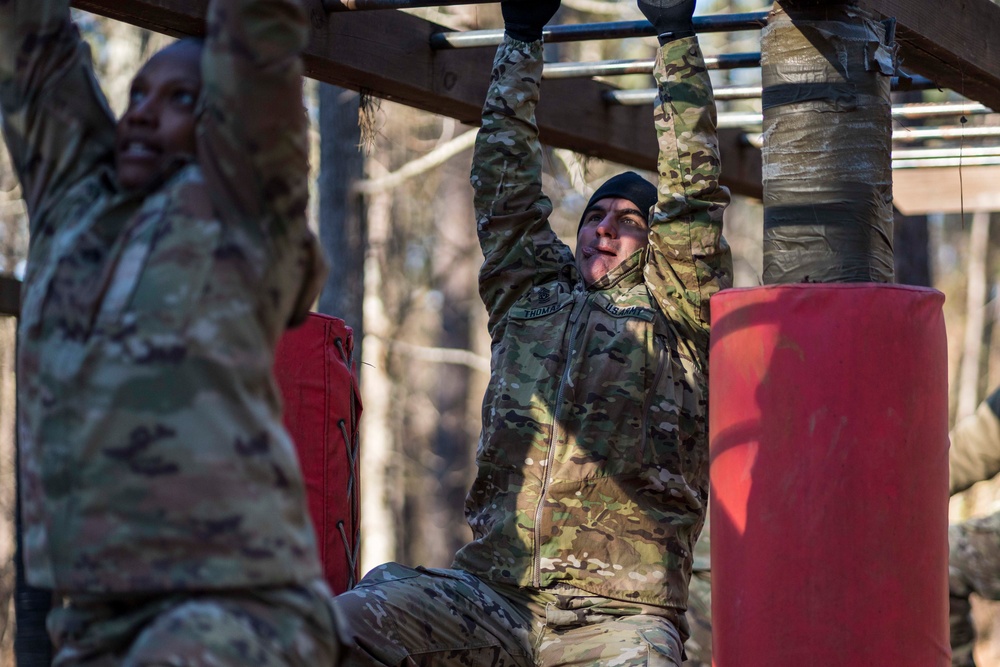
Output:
(553, 300), (662, 479)
(644, 322), (707, 478)
(478, 287), (575, 470)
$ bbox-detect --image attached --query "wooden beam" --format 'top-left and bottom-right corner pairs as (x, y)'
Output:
(66, 0), (1000, 197)
(893, 166), (1000, 215)
(855, 0), (1000, 112)
(781, 0), (1000, 111)
(70, 0), (761, 197)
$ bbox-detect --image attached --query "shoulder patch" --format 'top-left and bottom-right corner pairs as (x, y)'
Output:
(600, 301), (656, 322)
(510, 290), (574, 320)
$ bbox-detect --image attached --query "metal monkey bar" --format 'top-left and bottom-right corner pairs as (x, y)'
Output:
(321, 0), (770, 49)
(885, 144), (1000, 168)
(605, 75), (940, 105)
(430, 12), (769, 49)
(717, 103), (994, 129)
(325, 0), (499, 9)
(543, 52), (761, 80)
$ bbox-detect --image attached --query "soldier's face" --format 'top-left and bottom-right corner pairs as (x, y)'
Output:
(576, 197), (650, 285)
(115, 41), (203, 190)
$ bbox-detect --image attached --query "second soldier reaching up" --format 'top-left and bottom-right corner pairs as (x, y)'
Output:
(329, 0), (732, 664)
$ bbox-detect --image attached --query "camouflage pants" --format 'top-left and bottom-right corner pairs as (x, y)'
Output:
(329, 563), (684, 666)
(682, 571), (711, 666)
(47, 580), (338, 667)
(950, 512), (1000, 667)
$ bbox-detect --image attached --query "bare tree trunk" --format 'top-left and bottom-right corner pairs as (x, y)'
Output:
(425, 150), (478, 567)
(318, 85), (366, 348)
(957, 211), (992, 421)
(358, 187), (397, 574)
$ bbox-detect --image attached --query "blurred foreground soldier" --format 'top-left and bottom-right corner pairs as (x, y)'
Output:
(329, 0), (731, 664)
(949, 388), (1000, 667)
(1, 0), (336, 664)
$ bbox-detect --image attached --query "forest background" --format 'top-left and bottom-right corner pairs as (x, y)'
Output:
(1, 0), (999, 663)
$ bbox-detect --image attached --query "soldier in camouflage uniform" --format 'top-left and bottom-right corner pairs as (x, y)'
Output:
(329, 0), (732, 664)
(1, 0), (337, 664)
(949, 388), (1000, 667)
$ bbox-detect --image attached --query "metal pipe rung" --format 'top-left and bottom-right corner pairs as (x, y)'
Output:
(325, 0), (499, 10)
(605, 75), (939, 106)
(893, 125), (1000, 142)
(893, 146), (1000, 160)
(893, 156), (1000, 169)
(543, 52), (760, 80)
(430, 12), (769, 49)
(606, 86), (762, 105)
(717, 103), (993, 129)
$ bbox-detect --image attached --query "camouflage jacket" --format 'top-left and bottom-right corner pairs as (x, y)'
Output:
(455, 36), (732, 610)
(950, 388), (1000, 496)
(2, 0), (326, 592)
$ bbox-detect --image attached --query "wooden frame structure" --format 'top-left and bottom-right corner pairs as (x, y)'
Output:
(68, 0), (1000, 201)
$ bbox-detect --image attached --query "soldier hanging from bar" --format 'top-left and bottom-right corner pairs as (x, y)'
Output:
(326, 0), (732, 664)
(0, 0), (339, 664)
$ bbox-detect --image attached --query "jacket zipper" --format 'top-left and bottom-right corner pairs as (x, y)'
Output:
(533, 291), (589, 587)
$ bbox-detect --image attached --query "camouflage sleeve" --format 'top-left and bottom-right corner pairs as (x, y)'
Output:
(0, 0), (117, 228)
(198, 0), (310, 234)
(199, 0), (326, 323)
(644, 36), (733, 348)
(470, 37), (575, 335)
(949, 388), (1000, 495)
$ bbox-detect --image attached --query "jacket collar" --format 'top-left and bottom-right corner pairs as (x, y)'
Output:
(584, 246), (646, 292)
(108, 154), (196, 197)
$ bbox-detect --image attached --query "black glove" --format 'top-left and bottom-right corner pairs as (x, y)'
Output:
(502, 0), (560, 43)
(637, 0), (696, 44)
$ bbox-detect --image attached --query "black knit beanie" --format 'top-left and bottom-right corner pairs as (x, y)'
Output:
(579, 172), (657, 230)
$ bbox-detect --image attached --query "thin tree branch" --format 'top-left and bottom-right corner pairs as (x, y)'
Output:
(384, 336), (491, 373)
(353, 130), (477, 195)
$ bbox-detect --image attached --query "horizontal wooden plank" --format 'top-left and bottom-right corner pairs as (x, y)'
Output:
(71, 0), (761, 197)
(818, 0), (1000, 112)
(893, 166), (1000, 215)
(68, 0), (1000, 198)
(73, 0), (207, 37)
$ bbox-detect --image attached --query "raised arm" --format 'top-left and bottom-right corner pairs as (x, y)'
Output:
(198, 0), (310, 235)
(198, 0), (326, 325)
(0, 0), (117, 229)
(471, 1), (574, 335)
(638, 0), (732, 348)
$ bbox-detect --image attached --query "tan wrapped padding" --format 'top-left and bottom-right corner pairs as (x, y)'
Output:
(950, 391), (1000, 496)
(761, 3), (896, 285)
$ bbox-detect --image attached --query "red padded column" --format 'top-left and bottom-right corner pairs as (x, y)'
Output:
(709, 284), (949, 666)
(275, 313), (362, 594)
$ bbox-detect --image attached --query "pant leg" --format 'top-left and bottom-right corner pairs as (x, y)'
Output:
(329, 563), (534, 667)
(48, 580), (337, 667)
(522, 587), (683, 667)
(682, 571), (711, 666)
(949, 513), (1000, 667)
